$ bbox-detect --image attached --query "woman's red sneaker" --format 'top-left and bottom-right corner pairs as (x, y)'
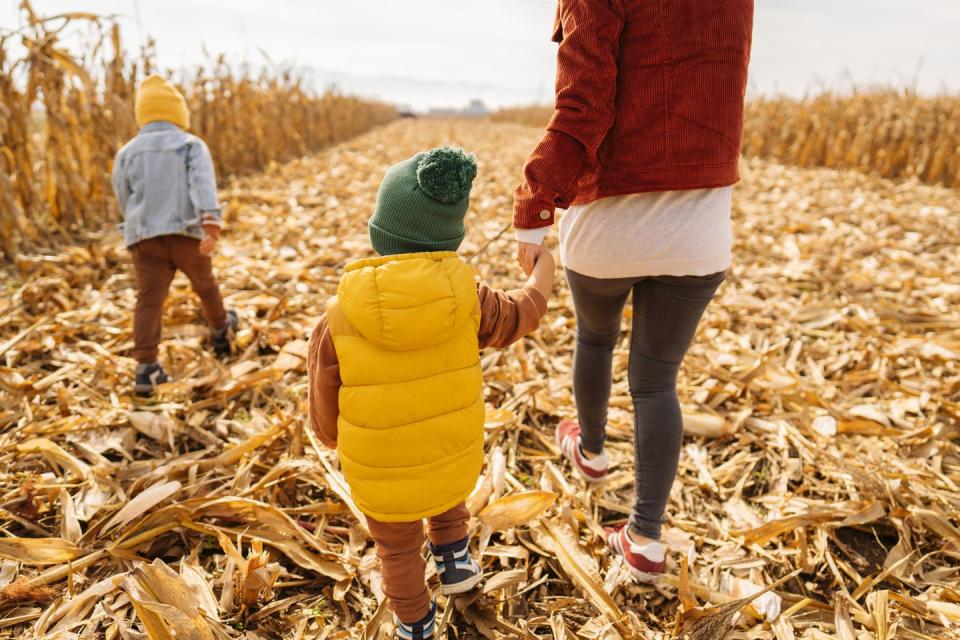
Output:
(555, 419), (609, 483)
(605, 524), (666, 582)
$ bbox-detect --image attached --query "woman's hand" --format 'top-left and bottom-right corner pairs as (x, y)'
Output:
(517, 240), (543, 276)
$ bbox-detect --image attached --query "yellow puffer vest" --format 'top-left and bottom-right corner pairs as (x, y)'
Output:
(326, 251), (484, 522)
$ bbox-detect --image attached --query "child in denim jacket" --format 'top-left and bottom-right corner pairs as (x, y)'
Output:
(111, 75), (238, 396)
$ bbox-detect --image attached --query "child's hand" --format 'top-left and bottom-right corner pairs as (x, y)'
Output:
(199, 224), (220, 256)
(527, 247), (556, 299)
(199, 234), (217, 256)
(534, 246), (555, 272)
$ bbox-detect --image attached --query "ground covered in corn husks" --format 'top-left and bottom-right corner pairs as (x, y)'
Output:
(1, 120), (959, 639)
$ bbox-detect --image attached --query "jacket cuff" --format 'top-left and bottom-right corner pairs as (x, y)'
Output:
(201, 210), (223, 228)
(513, 199), (555, 230)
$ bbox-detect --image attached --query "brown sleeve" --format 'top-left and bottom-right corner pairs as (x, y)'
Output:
(476, 283), (548, 350)
(307, 316), (340, 449)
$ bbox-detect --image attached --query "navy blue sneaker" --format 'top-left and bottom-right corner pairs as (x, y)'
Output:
(396, 601), (435, 639)
(134, 362), (170, 397)
(430, 537), (483, 595)
(211, 309), (238, 357)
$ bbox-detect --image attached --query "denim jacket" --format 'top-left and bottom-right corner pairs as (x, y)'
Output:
(111, 122), (222, 247)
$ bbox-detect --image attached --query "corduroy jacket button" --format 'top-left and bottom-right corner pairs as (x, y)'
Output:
(539, 209), (551, 220)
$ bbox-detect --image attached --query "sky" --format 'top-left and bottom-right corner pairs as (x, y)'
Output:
(2, 1), (958, 110)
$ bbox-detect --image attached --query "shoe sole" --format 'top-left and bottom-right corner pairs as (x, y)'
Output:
(623, 565), (661, 583)
(439, 570), (484, 595)
(576, 466), (609, 484)
(555, 431), (609, 484)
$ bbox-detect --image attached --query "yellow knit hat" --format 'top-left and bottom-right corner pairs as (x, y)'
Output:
(135, 75), (190, 130)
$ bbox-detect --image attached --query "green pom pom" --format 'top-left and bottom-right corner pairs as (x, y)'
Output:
(416, 146), (477, 204)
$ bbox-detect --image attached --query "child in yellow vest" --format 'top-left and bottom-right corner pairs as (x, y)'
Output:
(307, 147), (553, 638)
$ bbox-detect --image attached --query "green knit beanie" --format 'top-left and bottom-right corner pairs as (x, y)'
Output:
(369, 146), (477, 256)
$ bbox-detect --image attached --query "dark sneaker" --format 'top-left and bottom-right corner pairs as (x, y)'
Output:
(605, 524), (666, 582)
(211, 309), (239, 357)
(430, 537), (483, 595)
(134, 362), (170, 397)
(396, 601), (436, 640)
(556, 419), (609, 483)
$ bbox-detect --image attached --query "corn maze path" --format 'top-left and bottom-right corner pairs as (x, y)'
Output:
(2, 119), (959, 639)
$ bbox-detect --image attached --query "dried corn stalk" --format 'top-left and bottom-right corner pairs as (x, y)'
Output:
(0, 2), (395, 259)
(0, 115), (958, 639)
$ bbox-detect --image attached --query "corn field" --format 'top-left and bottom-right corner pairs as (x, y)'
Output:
(1, 4), (959, 640)
(488, 106), (555, 129)
(741, 91), (960, 187)
(492, 91), (960, 189)
(1, 117), (959, 639)
(0, 4), (395, 259)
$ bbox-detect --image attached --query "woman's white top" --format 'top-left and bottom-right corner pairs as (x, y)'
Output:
(517, 187), (733, 279)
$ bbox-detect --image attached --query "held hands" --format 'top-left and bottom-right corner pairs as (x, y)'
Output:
(199, 224), (220, 256)
(517, 240), (543, 276)
(525, 243), (556, 300)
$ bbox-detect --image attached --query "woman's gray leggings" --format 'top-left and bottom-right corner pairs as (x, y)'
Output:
(565, 268), (725, 540)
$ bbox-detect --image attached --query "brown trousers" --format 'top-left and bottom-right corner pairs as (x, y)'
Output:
(365, 501), (470, 624)
(131, 235), (227, 363)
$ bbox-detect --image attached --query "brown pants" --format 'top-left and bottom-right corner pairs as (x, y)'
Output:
(365, 502), (470, 624)
(131, 235), (227, 363)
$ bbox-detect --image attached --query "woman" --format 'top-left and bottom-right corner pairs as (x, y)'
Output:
(514, 0), (754, 579)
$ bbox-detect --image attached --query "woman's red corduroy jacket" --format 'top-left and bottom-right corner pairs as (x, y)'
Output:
(514, 0), (755, 229)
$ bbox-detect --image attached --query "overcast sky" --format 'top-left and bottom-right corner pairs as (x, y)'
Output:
(3, 1), (958, 110)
